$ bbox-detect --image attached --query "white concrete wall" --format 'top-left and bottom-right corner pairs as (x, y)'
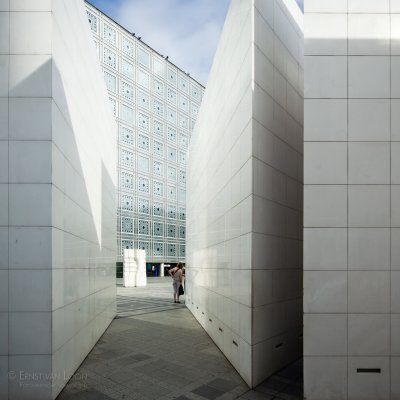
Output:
(251, 0), (303, 386)
(0, 1), (117, 398)
(187, 0), (254, 385)
(304, 1), (399, 399)
(187, 0), (303, 388)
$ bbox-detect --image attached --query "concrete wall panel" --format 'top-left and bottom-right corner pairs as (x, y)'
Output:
(187, 0), (303, 388)
(0, 0), (117, 398)
(304, 1), (397, 398)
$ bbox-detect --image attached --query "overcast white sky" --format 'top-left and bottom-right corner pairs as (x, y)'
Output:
(90, 0), (304, 85)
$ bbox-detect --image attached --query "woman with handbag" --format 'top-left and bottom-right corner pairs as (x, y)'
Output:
(168, 262), (184, 303)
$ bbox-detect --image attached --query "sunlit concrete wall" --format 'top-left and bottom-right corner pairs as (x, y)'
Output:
(0, 1), (117, 398)
(304, 1), (400, 399)
(187, 0), (303, 388)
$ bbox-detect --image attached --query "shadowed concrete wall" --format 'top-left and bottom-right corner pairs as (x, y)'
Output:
(187, 0), (303, 388)
(304, 0), (400, 399)
(0, 0), (117, 398)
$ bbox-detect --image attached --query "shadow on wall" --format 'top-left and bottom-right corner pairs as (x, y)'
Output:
(6, 57), (117, 400)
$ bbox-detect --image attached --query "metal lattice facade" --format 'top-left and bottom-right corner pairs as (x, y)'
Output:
(85, 2), (204, 262)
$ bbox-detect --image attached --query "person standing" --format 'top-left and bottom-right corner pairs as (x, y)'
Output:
(168, 262), (184, 303)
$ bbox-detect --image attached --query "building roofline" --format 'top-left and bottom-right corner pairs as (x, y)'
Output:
(85, 0), (205, 89)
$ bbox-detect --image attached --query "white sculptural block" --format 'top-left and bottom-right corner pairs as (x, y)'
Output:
(160, 263), (165, 277)
(123, 249), (146, 287)
(135, 249), (147, 287)
(123, 249), (137, 287)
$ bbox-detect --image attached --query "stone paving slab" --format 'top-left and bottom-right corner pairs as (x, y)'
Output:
(57, 278), (302, 400)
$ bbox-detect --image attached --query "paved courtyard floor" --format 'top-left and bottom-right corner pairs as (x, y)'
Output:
(57, 278), (303, 400)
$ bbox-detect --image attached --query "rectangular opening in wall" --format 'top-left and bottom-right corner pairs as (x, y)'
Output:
(356, 368), (381, 374)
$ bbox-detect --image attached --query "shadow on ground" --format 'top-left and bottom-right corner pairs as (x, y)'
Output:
(57, 278), (303, 400)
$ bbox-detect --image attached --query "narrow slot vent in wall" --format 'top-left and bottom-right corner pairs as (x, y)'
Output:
(356, 368), (381, 374)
